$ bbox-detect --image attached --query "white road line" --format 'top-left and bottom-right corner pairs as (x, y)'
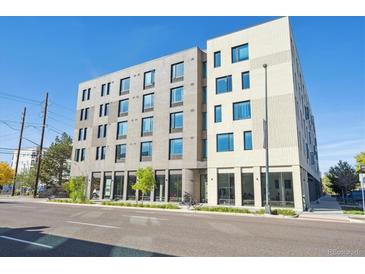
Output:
(0, 235), (53, 249)
(66, 221), (120, 229)
(122, 215), (168, 221)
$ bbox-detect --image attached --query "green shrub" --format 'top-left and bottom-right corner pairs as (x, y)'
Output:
(343, 209), (364, 215)
(101, 201), (180, 209)
(49, 199), (93, 204)
(271, 208), (297, 216)
(194, 206), (254, 214)
(64, 177), (87, 203)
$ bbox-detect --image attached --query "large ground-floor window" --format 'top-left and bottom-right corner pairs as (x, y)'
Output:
(200, 174), (207, 203)
(218, 173), (235, 205)
(127, 171), (136, 200)
(154, 171), (165, 202)
(102, 172), (112, 199)
(113, 171), (124, 200)
(261, 172), (294, 208)
(90, 172), (101, 199)
(242, 173), (254, 205)
(168, 170), (182, 202)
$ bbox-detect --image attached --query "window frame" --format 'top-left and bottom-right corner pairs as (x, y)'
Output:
(144, 70), (155, 89)
(170, 111), (183, 133)
(214, 51), (221, 68)
(169, 138), (183, 159)
(117, 121), (128, 139)
(140, 141), (153, 161)
(214, 105), (222, 123)
(231, 43), (249, 63)
(118, 99), (129, 117)
(170, 86), (184, 107)
(171, 62), (184, 82)
(141, 116), (153, 136)
(215, 75), (232, 94)
(120, 77), (130, 95)
(216, 133), (234, 152)
(142, 93), (154, 112)
(242, 71), (250, 90)
(243, 131), (253, 150)
(233, 101), (251, 120)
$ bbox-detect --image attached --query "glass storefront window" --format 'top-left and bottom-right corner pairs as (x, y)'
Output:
(168, 171), (182, 202)
(127, 172), (136, 200)
(154, 172), (165, 202)
(102, 172), (112, 199)
(200, 174), (207, 203)
(90, 172), (101, 199)
(261, 172), (294, 208)
(218, 173), (235, 205)
(241, 173), (254, 205)
(113, 171), (124, 200)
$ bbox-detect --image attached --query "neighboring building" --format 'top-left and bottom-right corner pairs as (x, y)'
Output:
(71, 17), (320, 211)
(11, 147), (47, 174)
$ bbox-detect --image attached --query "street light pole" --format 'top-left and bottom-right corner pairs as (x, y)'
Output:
(263, 64), (271, 214)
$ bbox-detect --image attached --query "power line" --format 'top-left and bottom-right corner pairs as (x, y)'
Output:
(0, 92), (42, 105)
(47, 115), (75, 128)
(48, 100), (75, 113)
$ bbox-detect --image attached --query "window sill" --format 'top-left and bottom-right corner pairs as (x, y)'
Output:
(117, 135), (127, 140)
(120, 90), (129, 96)
(143, 107), (154, 113)
(170, 128), (183, 133)
(115, 159), (126, 163)
(143, 84), (155, 90)
(142, 132), (153, 137)
(171, 76), (184, 83)
(170, 102), (183, 108)
(141, 156), (152, 162)
(119, 112), (128, 117)
(169, 155), (182, 160)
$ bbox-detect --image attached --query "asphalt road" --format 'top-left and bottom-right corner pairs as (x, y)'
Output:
(0, 199), (364, 256)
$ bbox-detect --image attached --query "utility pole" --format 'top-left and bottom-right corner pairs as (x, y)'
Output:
(11, 107), (26, 196)
(34, 92), (48, 198)
(263, 64), (271, 214)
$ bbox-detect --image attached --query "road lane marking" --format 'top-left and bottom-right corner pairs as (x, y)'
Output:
(122, 215), (168, 221)
(0, 235), (53, 249)
(66, 221), (120, 229)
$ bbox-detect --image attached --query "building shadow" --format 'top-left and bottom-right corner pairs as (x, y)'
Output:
(0, 226), (173, 257)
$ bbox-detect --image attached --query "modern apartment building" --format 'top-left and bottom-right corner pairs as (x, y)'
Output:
(11, 147), (47, 174)
(71, 17), (320, 211)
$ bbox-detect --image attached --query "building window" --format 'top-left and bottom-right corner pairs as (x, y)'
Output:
(127, 172), (136, 200)
(242, 71), (250, 90)
(101, 82), (111, 96)
(86, 88), (91, 100)
(143, 93), (154, 112)
(78, 128), (87, 141)
(202, 86), (207, 104)
(99, 103), (109, 117)
(216, 75), (232, 94)
(96, 146), (106, 160)
(120, 77), (130, 94)
(171, 62), (184, 82)
(261, 172), (294, 208)
(170, 112), (183, 132)
(117, 121), (128, 139)
(154, 171), (165, 202)
(218, 173), (235, 205)
(82, 89), (86, 101)
(202, 61), (207, 78)
(80, 148), (85, 161)
(244, 131), (253, 150)
(169, 138), (183, 159)
(200, 174), (207, 203)
(115, 144), (126, 162)
(80, 108), (89, 121)
(242, 173), (254, 205)
(113, 171), (124, 200)
(214, 51), (221, 68)
(217, 133), (234, 152)
(141, 117), (153, 136)
(168, 170), (182, 202)
(97, 124), (107, 138)
(232, 44), (249, 63)
(202, 112), (207, 130)
(214, 105), (222, 123)
(170, 86), (184, 107)
(202, 139), (207, 159)
(74, 149), (80, 162)
(118, 99), (129, 116)
(140, 141), (152, 161)
(233, 101), (251, 120)
(144, 70), (155, 88)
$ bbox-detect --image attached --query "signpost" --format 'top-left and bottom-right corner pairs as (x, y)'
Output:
(360, 165), (365, 215)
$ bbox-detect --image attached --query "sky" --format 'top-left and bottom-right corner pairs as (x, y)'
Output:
(0, 16), (364, 173)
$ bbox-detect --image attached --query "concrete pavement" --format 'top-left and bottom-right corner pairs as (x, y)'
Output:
(0, 198), (364, 256)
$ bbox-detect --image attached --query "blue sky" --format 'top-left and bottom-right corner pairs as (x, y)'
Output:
(0, 16), (364, 172)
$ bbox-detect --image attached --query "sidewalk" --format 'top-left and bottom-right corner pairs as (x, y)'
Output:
(299, 195), (351, 223)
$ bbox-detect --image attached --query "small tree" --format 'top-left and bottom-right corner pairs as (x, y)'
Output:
(17, 167), (37, 194)
(355, 152), (365, 173)
(0, 162), (14, 188)
(64, 176), (86, 202)
(322, 174), (334, 195)
(132, 167), (156, 204)
(327, 161), (358, 202)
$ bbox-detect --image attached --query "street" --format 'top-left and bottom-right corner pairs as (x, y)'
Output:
(0, 199), (364, 256)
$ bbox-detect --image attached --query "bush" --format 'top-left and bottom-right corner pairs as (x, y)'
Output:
(271, 209), (297, 216)
(194, 206), (255, 214)
(48, 199), (93, 204)
(101, 201), (180, 209)
(63, 177), (87, 203)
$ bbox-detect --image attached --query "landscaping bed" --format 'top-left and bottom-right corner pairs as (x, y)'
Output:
(101, 201), (180, 209)
(194, 206), (297, 217)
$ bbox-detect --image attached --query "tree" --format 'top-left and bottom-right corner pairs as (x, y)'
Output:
(0, 162), (14, 187)
(18, 167), (37, 189)
(132, 167), (156, 203)
(327, 160), (358, 200)
(355, 152), (365, 173)
(40, 132), (72, 187)
(64, 176), (87, 202)
(322, 174), (334, 195)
